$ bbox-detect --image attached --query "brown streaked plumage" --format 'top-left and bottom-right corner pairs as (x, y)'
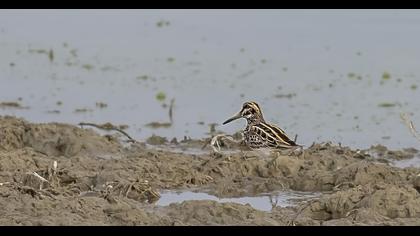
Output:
(222, 101), (300, 150)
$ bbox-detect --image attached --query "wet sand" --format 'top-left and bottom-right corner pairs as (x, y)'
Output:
(0, 115), (419, 225)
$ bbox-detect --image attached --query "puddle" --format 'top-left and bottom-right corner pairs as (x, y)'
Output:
(156, 190), (321, 212)
(392, 157), (420, 168)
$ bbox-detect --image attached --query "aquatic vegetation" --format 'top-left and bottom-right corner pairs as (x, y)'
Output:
(156, 92), (166, 102)
(48, 49), (54, 62)
(137, 75), (149, 80)
(82, 64), (94, 71)
(145, 122), (172, 129)
(95, 102), (108, 108)
(382, 72), (391, 80)
(156, 20), (170, 27)
(378, 102), (396, 108)
(74, 108), (93, 113)
(0, 101), (27, 109)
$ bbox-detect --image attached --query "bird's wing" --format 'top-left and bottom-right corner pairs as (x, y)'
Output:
(255, 122), (297, 147)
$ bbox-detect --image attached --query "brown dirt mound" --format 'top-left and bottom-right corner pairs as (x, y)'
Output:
(0, 116), (419, 225)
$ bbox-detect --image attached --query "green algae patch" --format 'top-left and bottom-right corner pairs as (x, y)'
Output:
(156, 92), (167, 102)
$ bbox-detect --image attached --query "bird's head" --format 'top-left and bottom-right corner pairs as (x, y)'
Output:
(223, 101), (265, 125)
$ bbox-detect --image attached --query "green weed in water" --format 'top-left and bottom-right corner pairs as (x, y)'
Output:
(382, 72), (391, 80)
(378, 102), (396, 108)
(82, 64), (94, 71)
(156, 92), (166, 102)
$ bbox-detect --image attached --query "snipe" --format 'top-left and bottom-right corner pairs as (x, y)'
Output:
(214, 101), (302, 159)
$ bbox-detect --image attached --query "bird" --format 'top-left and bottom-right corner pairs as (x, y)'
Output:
(222, 101), (302, 157)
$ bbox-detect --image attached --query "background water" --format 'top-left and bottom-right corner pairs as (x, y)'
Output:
(1, 9), (420, 150)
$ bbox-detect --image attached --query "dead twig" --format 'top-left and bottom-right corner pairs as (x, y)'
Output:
(400, 113), (420, 143)
(79, 122), (136, 142)
(169, 98), (175, 124)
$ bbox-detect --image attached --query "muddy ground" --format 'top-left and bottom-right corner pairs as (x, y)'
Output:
(0, 115), (419, 225)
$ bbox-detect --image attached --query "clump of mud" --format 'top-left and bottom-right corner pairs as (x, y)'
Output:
(0, 116), (419, 225)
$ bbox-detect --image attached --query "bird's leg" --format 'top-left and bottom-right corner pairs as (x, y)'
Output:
(210, 133), (244, 153)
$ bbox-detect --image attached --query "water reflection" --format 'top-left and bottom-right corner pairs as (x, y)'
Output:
(156, 190), (321, 212)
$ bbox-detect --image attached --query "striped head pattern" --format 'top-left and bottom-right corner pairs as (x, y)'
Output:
(223, 101), (265, 125)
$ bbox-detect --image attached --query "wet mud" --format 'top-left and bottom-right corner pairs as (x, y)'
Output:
(0, 116), (419, 225)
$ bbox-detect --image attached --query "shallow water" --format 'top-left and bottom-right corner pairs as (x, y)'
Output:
(156, 190), (321, 212)
(392, 157), (420, 168)
(1, 10), (420, 151)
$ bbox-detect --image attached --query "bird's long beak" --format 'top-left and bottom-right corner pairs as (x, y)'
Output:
(222, 112), (242, 125)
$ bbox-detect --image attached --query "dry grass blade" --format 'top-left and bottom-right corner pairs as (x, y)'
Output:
(400, 113), (420, 143)
(32, 172), (49, 183)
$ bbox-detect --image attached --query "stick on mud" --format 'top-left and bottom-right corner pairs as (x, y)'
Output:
(79, 122), (136, 142)
(32, 172), (49, 183)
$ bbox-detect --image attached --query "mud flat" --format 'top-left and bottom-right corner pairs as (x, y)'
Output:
(0, 116), (419, 225)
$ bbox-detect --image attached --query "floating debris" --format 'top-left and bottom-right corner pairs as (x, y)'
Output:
(46, 110), (60, 114)
(348, 72), (356, 78)
(197, 121), (205, 125)
(167, 57), (175, 63)
(28, 48), (54, 62)
(382, 72), (391, 80)
(56, 101), (62, 106)
(100, 66), (119, 72)
(260, 59), (267, 64)
(378, 102), (396, 108)
(95, 102), (108, 109)
(74, 108), (93, 113)
(145, 122), (172, 129)
(274, 93), (296, 99)
(137, 75), (149, 80)
(48, 49), (54, 62)
(156, 20), (170, 27)
(82, 64), (94, 71)
(9, 62), (15, 67)
(28, 49), (48, 54)
(0, 101), (28, 109)
(411, 84), (417, 90)
(282, 67), (288, 72)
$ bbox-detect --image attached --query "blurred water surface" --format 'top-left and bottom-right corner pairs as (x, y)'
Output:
(1, 9), (420, 151)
